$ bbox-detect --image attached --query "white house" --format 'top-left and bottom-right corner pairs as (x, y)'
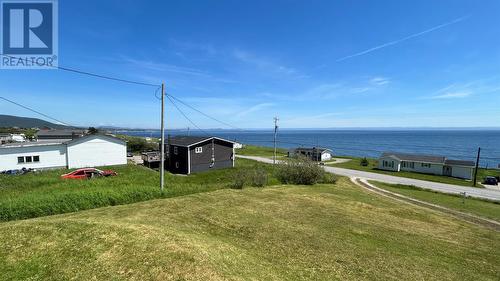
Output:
(289, 147), (333, 162)
(378, 152), (475, 180)
(0, 134), (127, 171)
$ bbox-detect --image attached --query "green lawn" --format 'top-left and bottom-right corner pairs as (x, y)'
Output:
(0, 177), (499, 280)
(329, 157), (499, 187)
(0, 158), (277, 222)
(236, 144), (287, 157)
(371, 181), (500, 221)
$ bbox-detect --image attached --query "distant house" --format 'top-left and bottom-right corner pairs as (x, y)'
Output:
(0, 134), (127, 171)
(0, 133), (11, 144)
(378, 152), (475, 180)
(165, 136), (235, 174)
(289, 147), (333, 162)
(37, 129), (86, 141)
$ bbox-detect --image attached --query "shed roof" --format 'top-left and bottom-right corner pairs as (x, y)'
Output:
(168, 136), (235, 147)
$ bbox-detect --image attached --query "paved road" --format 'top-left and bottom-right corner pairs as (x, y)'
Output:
(237, 155), (500, 202)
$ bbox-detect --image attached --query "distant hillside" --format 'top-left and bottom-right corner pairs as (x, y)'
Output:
(0, 115), (73, 129)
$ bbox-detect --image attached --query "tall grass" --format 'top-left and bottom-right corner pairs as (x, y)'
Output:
(0, 159), (277, 222)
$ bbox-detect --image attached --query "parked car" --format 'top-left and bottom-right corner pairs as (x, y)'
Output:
(1, 168), (35, 175)
(483, 176), (498, 186)
(61, 168), (117, 180)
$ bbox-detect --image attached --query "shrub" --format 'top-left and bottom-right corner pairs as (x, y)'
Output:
(320, 172), (337, 184)
(249, 168), (268, 187)
(230, 170), (247, 189)
(360, 157), (369, 167)
(275, 158), (324, 185)
(229, 168), (269, 189)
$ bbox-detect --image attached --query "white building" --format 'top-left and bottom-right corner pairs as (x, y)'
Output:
(378, 152), (475, 180)
(0, 134), (127, 171)
(11, 134), (26, 142)
(289, 147), (333, 162)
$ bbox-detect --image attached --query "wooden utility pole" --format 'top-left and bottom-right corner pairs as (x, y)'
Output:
(273, 116), (279, 164)
(160, 82), (165, 192)
(473, 147), (481, 187)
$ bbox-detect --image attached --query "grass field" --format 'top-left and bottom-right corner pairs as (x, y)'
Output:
(0, 177), (499, 280)
(329, 157), (500, 187)
(236, 144), (287, 157)
(371, 181), (500, 221)
(0, 158), (278, 222)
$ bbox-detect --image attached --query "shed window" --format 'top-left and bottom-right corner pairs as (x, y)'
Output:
(421, 163), (431, 168)
(195, 147), (203, 153)
(173, 146), (178, 155)
(17, 156), (24, 163)
(25, 156), (32, 163)
(33, 156), (40, 162)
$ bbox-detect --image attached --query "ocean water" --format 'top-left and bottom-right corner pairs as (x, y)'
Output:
(121, 129), (500, 168)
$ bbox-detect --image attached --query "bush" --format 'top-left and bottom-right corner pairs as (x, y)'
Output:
(249, 168), (268, 187)
(230, 170), (247, 189)
(275, 158), (324, 185)
(229, 168), (269, 189)
(360, 157), (369, 167)
(320, 172), (337, 184)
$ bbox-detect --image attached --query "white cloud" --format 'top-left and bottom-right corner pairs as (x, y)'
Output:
(236, 103), (274, 118)
(431, 92), (472, 99)
(232, 49), (297, 75)
(370, 77), (390, 86)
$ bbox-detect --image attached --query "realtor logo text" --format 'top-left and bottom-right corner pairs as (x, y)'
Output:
(1, 0), (58, 69)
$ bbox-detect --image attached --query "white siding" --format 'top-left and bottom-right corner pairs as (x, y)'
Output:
(401, 162), (443, 175)
(451, 166), (473, 180)
(321, 152), (332, 161)
(0, 144), (67, 171)
(378, 157), (400, 171)
(66, 135), (127, 169)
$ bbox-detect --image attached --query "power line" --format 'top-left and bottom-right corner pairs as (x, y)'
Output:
(0, 96), (72, 127)
(166, 95), (210, 136)
(0, 54), (160, 87)
(166, 93), (242, 130)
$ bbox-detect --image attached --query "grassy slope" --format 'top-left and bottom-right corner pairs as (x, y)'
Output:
(371, 181), (500, 221)
(0, 158), (277, 222)
(0, 178), (499, 280)
(236, 144), (287, 157)
(329, 157), (500, 187)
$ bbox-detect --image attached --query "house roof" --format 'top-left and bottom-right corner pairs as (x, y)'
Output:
(37, 129), (86, 137)
(381, 152), (446, 164)
(295, 147), (332, 153)
(381, 152), (475, 167)
(168, 136), (235, 147)
(0, 134), (125, 149)
(444, 159), (475, 167)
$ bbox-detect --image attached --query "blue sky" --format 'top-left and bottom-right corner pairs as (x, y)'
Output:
(1, 0), (500, 129)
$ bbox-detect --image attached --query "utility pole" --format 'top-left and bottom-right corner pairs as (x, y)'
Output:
(273, 116), (279, 165)
(473, 147), (481, 187)
(160, 82), (165, 192)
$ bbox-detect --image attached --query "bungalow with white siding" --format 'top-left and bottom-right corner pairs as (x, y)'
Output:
(0, 134), (127, 171)
(378, 152), (475, 180)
